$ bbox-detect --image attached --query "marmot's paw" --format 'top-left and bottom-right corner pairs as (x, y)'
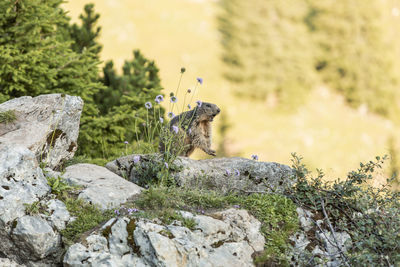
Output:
(208, 149), (216, 156)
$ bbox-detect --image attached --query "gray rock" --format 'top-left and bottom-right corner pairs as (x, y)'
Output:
(46, 199), (70, 231)
(0, 145), (50, 225)
(108, 218), (130, 256)
(0, 258), (26, 267)
(65, 209), (265, 267)
(106, 154), (294, 193)
(0, 94), (83, 169)
(62, 163), (143, 210)
(12, 215), (60, 260)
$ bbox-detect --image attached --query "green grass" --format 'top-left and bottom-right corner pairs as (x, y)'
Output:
(61, 198), (114, 246)
(0, 110), (16, 124)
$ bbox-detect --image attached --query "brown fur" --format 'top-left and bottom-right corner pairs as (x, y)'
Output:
(159, 102), (220, 157)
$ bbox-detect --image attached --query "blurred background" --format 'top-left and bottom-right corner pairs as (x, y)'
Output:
(63, 0), (400, 185)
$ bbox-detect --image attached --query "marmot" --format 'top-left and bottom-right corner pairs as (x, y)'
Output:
(159, 102), (220, 157)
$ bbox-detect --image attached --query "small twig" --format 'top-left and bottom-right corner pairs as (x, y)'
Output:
(320, 198), (351, 267)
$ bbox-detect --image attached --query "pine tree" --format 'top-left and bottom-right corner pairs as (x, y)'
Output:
(306, 0), (400, 118)
(0, 0), (102, 104)
(218, 0), (316, 107)
(66, 5), (165, 159)
(69, 3), (102, 57)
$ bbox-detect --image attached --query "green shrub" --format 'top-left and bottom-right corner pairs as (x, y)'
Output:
(286, 153), (400, 266)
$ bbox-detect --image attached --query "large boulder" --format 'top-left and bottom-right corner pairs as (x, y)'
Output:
(0, 145), (50, 226)
(106, 155), (295, 193)
(0, 94), (83, 169)
(62, 163), (143, 210)
(0, 145), (65, 266)
(63, 209), (265, 267)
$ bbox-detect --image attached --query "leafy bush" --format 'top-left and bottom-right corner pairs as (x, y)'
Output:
(286, 153), (400, 266)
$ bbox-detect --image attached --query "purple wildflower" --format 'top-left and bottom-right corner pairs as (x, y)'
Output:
(114, 209), (120, 215)
(196, 77), (203, 85)
(159, 117), (164, 123)
(251, 154), (259, 161)
(172, 125), (179, 134)
(197, 209), (205, 214)
(164, 162), (169, 169)
(234, 169), (240, 176)
(128, 208), (139, 215)
(155, 95), (164, 103)
(168, 112), (175, 118)
(145, 102), (152, 109)
(225, 169), (231, 176)
(124, 141), (129, 145)
(188, 104), (192, 110)
(133, 155), (141, 164)
(196, 100), (202, 107)
(233, 205), (240, 209)
(170, 96), (178, 103)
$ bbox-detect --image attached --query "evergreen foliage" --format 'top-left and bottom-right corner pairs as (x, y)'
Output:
(0, 0), (102, 106)
(0, 1), (164, 162)
(68, 3), (102, 57)
(218, 0), (317, 107)
(79, 50), (165, 159)
(306, 0), (400, 119)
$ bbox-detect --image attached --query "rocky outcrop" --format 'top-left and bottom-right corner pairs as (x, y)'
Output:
(106, 155), (295, 193)
(290, 207), (352, 267)
(62, 163), (143, 210)
(63, 209), (265, 267)
(0, 145), (62, 266)
(0, 94), (83, 169)
(0, 145), (50, 226)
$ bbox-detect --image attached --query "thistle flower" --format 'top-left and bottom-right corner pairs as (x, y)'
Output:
(155, 95), (164, 103)
(133, 155), (141, 164)
(159, 117), (164, 123)
(251, 154), (259, 161)
(172, 125), (179, 134)
(181, 67), (186, 73)
(164, 162), (169, 169)
(187, 89), (191, 93)
(124, 141), (129, 145)
(196, 77), (203, 85)
(196, 100), (202, 107)
(187, 104), (192, 110)
(234, 169), (240, 176)
(168, 112), (175, 118)
(170, 96), (178, 103)
(145, 102), (152, 109)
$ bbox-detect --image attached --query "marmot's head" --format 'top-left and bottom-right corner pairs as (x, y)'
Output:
(196, 102), (220, 122)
